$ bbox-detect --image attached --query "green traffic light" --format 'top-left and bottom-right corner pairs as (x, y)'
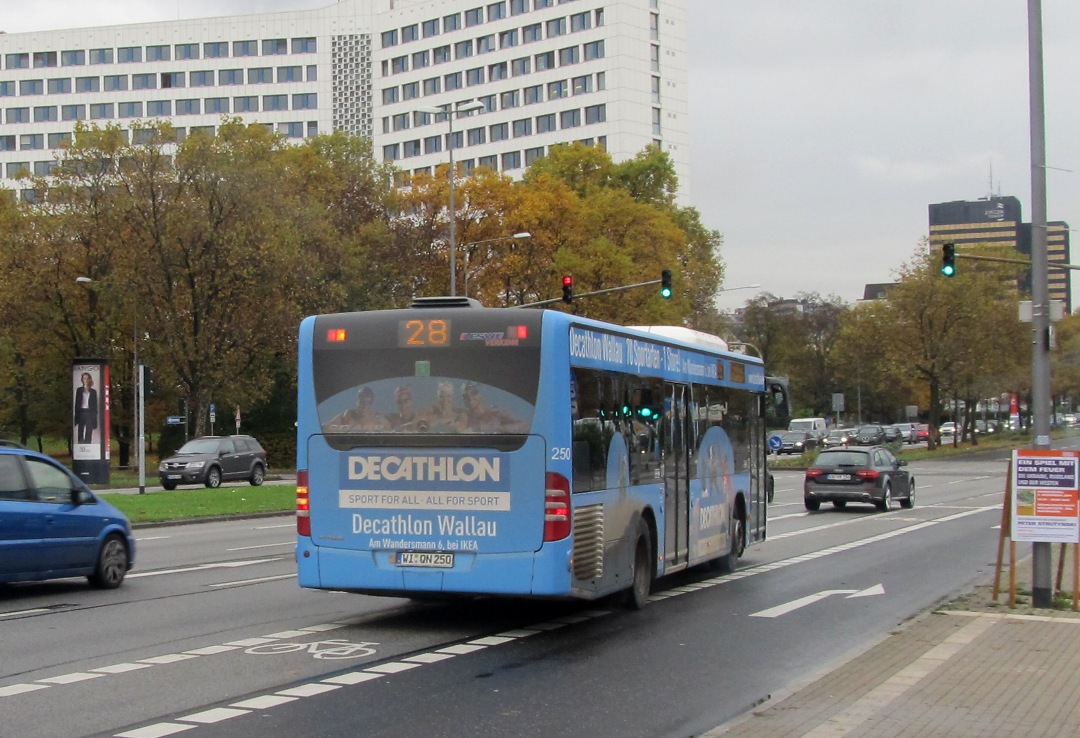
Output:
(660, 268), (672, 298)
(941, 243), (956, 277)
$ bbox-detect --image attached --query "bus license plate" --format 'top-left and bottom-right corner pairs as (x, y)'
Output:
(827, 474), (851, 481)
(395, 552), (454, 568)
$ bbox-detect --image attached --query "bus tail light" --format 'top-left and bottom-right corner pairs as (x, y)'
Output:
(297, 470), (311, 537)
(544, 472), (571, 542)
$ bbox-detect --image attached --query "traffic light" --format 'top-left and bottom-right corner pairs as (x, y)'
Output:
(660, 269), (672, 299)
(941, 243), (956, 277)
(561, 275), (574, 304)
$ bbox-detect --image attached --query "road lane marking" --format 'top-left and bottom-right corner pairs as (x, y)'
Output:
(751, 584), (885, 618)
(225, 542), (294, 552)
(127, 557), (284, 578)
(210, 574), (296, 588)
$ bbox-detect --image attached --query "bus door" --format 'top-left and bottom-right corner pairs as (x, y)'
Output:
(748, 411), (767, 542)
(662, 383), (691, 570)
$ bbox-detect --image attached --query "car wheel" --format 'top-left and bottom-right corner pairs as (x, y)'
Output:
(88, 534), (128, 589)
(161, 481), (177, 491)
(876, 483), (893, 512)
(250, 463), (265, 487)
(832, 501), (847, 510)
(205, 466), (222, 488)
(901, 478), (915, 509)
(714, 505), (745, 574)
(625, 519), (654, 610)
(804, 498), (821, 511)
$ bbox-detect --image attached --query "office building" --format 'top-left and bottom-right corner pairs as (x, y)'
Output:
(0, 0), (689, 199)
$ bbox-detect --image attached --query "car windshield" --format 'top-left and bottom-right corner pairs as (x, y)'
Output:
(176, 439), (221, 454)
(816, 450), (870, 467)
(858, 426), (878, 434)
(827, 430), (847, 437)
(780, 432), (806, 440)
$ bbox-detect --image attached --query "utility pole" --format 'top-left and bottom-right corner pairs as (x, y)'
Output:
(1028, 0), (1052, 608)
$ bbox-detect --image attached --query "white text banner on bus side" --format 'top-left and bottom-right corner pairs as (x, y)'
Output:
(568, 327), (764, 389)
(339, 491), (511, 512)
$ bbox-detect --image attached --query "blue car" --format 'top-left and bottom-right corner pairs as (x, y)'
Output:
(0, 445), (135, 588)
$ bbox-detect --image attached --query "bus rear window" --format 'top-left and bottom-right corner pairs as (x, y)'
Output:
(314, 348), (539, 435)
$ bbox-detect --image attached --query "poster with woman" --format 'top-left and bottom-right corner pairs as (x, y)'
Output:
(72, 362), (107, 462)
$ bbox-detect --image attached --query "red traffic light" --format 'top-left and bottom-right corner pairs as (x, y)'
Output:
(561, 275), (573, 304)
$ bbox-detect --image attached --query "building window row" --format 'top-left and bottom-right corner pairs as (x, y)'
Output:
(3, 93), (318, 124)
(382, 104), (605, 161)
(2, 38), (317, 71)
(0, 66), (318, 96)
(388, 136), (606, 184)
(1, 120), (322, 176)
(382, 69), (604, 110)
(382, 5), (602, 50)
(384, 19), (604, 75)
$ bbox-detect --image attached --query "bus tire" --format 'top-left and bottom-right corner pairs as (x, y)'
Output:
(625, 520), (653, 610)
(715, 505), (745, 574)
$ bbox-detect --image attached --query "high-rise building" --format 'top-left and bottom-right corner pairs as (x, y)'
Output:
(928, 197), (1071, 312)
(0, 0), (689, 198)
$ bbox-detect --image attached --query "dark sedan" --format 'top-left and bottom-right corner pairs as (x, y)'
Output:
(803, 446), (914, 512)
(777, 431), (817, 455)
(852, 424), (886, 446)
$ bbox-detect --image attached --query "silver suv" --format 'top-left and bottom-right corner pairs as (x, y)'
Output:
(158, 435), (267, 490)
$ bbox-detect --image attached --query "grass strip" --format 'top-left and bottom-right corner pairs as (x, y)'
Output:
(100, 486), (295, 524)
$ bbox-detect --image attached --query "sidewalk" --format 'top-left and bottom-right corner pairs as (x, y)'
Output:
(707, 550), (1080, 738)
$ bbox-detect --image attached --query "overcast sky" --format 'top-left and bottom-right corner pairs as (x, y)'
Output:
(6, 1), (1079, 310)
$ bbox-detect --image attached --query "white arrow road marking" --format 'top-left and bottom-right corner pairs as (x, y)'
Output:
(750, 584), (884, 618)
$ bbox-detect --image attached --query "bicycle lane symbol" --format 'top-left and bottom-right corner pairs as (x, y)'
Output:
(244, 639), (379, 660)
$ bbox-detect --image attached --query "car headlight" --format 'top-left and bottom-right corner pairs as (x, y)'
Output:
(795, 441), (803, 448)
(158, 462), (167, 472)
(187, 461), (205, 469)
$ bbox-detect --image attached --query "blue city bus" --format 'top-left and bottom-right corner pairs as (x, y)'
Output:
(295, 297), (776, 608)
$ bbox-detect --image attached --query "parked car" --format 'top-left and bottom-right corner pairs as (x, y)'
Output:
(158, 435), (268, 489)
(853, 425), (886, 446)
(777, 430), (818, 455)
(0, 446), (135, 588)
(803, 446), (914, 512)
(822, 428), (852, 448)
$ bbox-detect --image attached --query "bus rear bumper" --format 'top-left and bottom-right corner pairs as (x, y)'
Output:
(298, 543), (573, 597)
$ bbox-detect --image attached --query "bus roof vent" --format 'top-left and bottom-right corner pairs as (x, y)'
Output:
(411, 296), (483, 309)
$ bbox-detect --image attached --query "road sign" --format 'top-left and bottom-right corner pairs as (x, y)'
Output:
(768, 434), (783, 452)
(166, 415), (185, 426)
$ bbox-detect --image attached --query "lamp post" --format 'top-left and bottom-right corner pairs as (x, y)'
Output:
(76, 276), (144, 493)
(461, 232), (531, 298)
(418, 100), (486, 296)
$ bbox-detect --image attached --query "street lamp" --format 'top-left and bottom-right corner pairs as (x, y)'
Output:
(461, 231), (531, 298)
(418, 100), (486, 296)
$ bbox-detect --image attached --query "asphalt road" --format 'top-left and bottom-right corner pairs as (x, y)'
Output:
(1, 453), (1013, 738)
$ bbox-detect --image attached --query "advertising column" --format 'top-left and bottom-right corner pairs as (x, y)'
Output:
(72, 359), (110, 484)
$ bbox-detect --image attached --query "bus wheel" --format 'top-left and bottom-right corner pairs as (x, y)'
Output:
(625, 520), (653, 610)
(715, 507), (745, 574)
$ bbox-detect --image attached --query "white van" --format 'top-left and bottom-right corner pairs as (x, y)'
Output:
(788, 417), (828, 439)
